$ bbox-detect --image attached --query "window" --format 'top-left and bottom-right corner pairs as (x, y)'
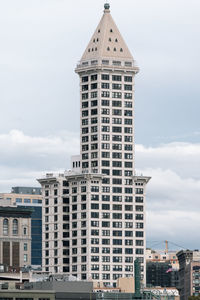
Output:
(112, 126), (122, 133)
(91, 186), (99, 192)
(102, 195), (110, 201)
(3, 219), (9, 235)
(102, 91), (110, 98)
(91, 203), (99, 210)
(102, 117), (110, 124)
(24, 198), (31, 203)
(112, 109), (122, 116)
(102, 152), (110, 158)
(91, 91), (98, 98)
(102, 108), (110, 115)
(113, 248), (122, 254)
(135, 197), (143, 203)
(91, 83), (97, 89)
(112, 75), (122, 81)
(113, 213), (122, 219)
(124, 76), (132, 82)
(13, 219), (18, 235)
(23, 227), (27, 235)
(102, 247), (110, 254)
(136, 231), (143, 237)
(102, 230), (110, 236)
(102, 204), (110, 210)
(91, 256), (99, 262)
(136, 248), (144, 254)
(16, 198), (22, 203)
(24, 243), (28, 251)
(91, 74), (98, 81)
(91, 117), (98, 124)
(113, 187), (122, 193)
(102, 83), (110, 89)
(24, 254), (28, 262)
(102, 221), (110, 227)
(91, 109), (98, 115)
(102, 212), (110, 219)
(112, 83), (122, 90)
(112, 92), (122, 98)
(125, 248), (133, 254)
(91, 247), (99, 253)
(113, 204), (122, 210)
(102, 257), (110, 263)
(102, 74), (109, 80)
(91, 212), (99, 218)
(113, 196), (122, 202)
(124, 84), (132, 90)
(82, 102), (88, 109)
(82, 110), (88, 117)
(113, 230), (122, 236)
(82, 76), (88, 82)
(102, 126), (110, 132)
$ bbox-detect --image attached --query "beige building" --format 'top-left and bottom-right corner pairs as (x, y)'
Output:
(0, 206), (32, 268)
(38, 2), (150, 288)
(146, 248), (179, 270)
(177, 250), (200, 300)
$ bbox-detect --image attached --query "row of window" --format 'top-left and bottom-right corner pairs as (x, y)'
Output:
(82, 109), (133, 117)
(69, 203), (143, 211)
(82, 75), (132, 82)
(82, 83), (132, 91)
(82, 154), (133, 161)
(44, 197), (143, 209)
(45, 227), (143, 240)
(82, 127), (133, 135)
(82, 117), (133, 125)
(2, 219), (28, 236)
(82, 101), (133, 109)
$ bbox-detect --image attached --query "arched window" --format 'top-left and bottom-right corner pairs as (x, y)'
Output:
(3, 219), (9, 235)
(13, 219), (18, 235)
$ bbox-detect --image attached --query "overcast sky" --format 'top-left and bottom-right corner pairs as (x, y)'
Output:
(0, 0), (200, 250)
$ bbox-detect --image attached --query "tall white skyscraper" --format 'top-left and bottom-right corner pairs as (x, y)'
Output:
(38, 3), (150, 287)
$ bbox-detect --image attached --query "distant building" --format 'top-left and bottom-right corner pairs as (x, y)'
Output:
(0, 206), (32, 268)
(11, 186), (42, 195)
(0, 187), (42, 266)
(146, 261), (179, 288)
(177, 250), (200, 300)
(146, 249), (179, 269)
(146, 249), (179, 288)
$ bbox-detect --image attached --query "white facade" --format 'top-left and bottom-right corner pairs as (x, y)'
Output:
(38, 3), (150, 288)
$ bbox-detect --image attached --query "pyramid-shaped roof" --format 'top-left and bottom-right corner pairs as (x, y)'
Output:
(80, 3), (134, 62)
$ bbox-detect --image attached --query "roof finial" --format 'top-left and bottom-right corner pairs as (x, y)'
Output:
(104, 3), (110, 12)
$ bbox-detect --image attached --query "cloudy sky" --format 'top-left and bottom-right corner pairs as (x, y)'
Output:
(0, 0), (200, 250)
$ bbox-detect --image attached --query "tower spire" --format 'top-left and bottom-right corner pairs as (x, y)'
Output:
(104, 2), (110, 12)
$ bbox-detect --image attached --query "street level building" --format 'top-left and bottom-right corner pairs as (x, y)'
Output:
(38, 3), (150, 287)
(0, 187), (42, 266)
(0, 206), (32, 268)
(177, 250), (200, 300)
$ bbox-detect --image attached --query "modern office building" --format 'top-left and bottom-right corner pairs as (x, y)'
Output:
(0, 187), (42, 266)
(38, 3), (150, 287)
(177, 250), (200, 300)
(0, 206), (32, 268)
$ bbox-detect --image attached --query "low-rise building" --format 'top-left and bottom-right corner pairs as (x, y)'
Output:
(177, 250), (200, 300)
(0, 206), (32, 268)
(0, 187), (42, 266)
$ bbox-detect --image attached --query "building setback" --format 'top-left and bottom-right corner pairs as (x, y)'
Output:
(38, 3), (150, 287)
